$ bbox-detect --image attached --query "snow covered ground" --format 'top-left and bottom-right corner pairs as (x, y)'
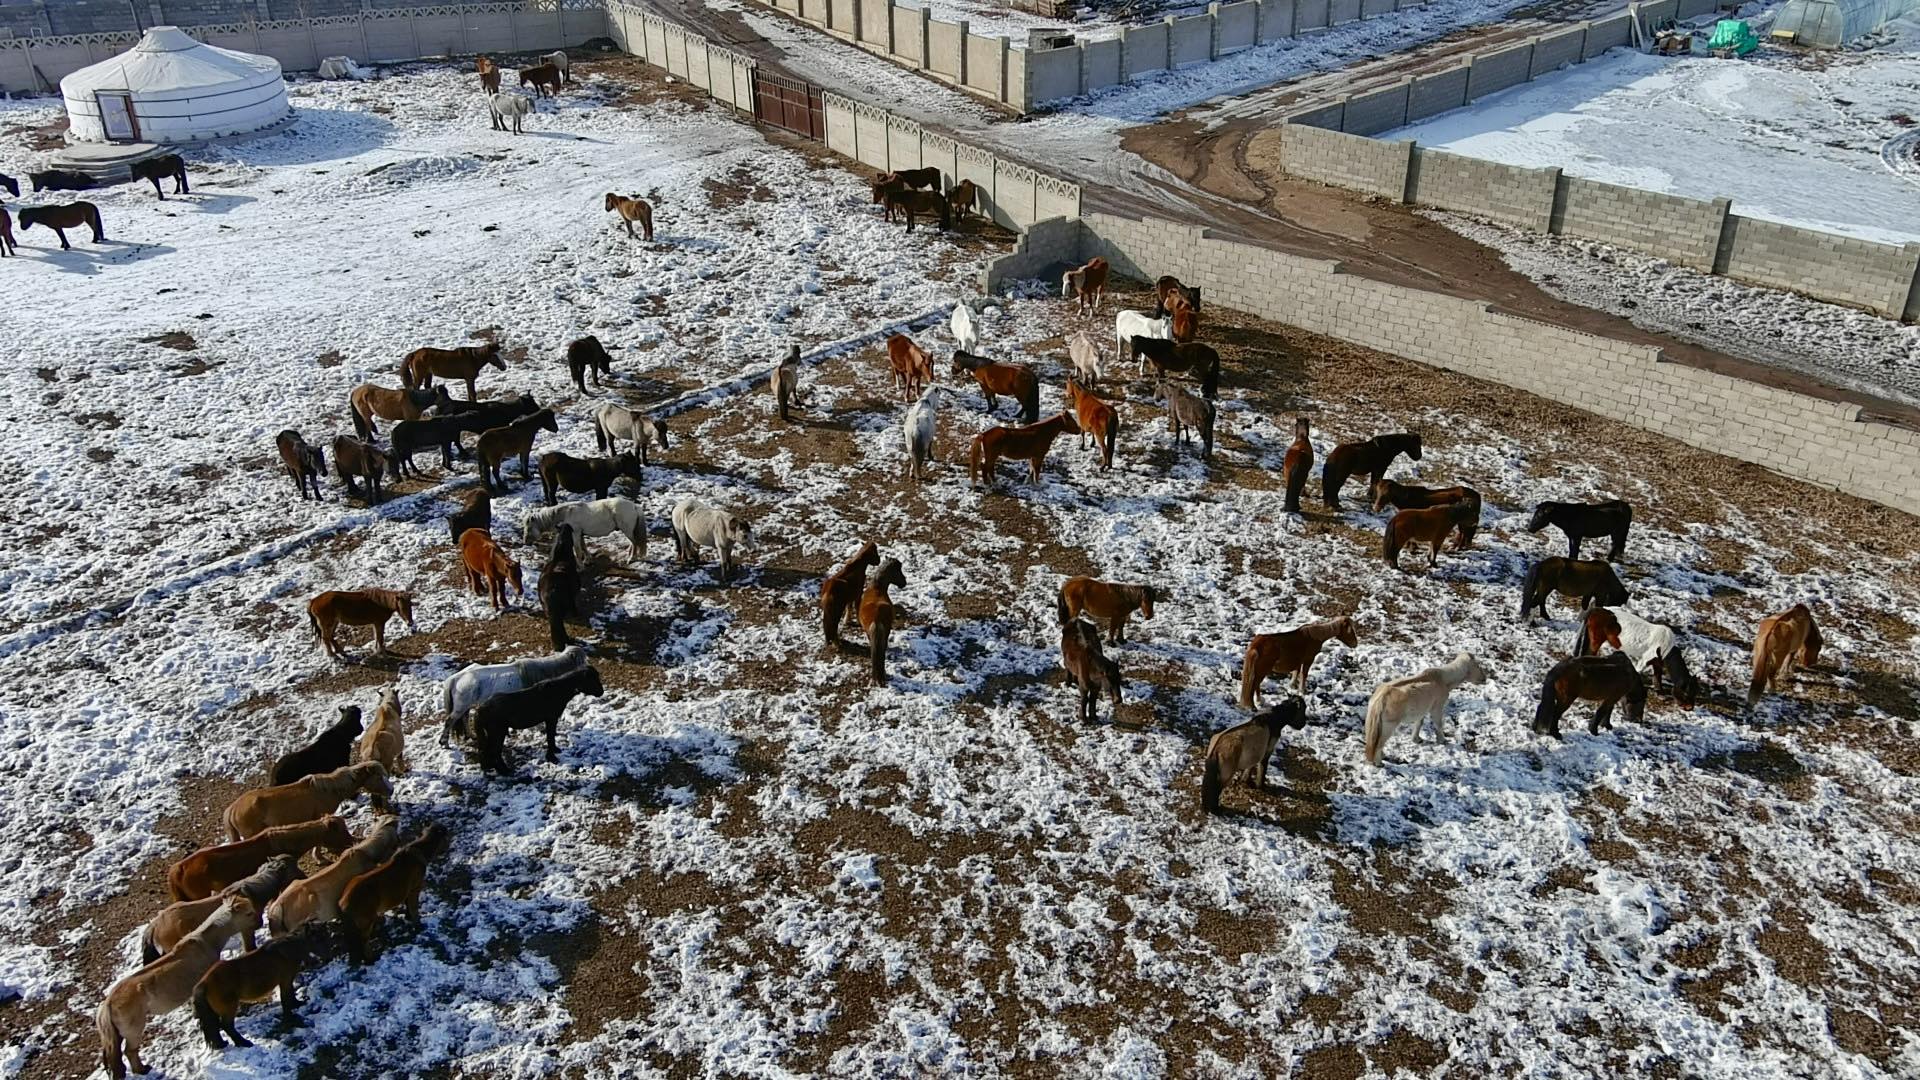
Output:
(1389, 16), (1920, 244)
(2, 60), (1918, 1080)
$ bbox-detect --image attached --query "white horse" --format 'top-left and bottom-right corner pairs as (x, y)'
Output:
(1576, 604), (1680, 680)
(544, 50), (571, 82)
(489, 91), (533, 135)
(1361, 651), (1487, 765)
(903, 384), (942, 482)
(1116, 309), (1172, 374)
(593, 403), (668, 464)
(951, 301), (979, 354)
(524, 497), (647, 563)
(671, 497), (753, 583)
(1067, 330), (1103, 385)
(442, 645), (586, 742)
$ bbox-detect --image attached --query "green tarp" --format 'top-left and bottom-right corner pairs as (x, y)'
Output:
(1708, 19), (1760, 55)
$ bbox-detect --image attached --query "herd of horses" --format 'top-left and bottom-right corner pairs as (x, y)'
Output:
(0, 154), (187, 257)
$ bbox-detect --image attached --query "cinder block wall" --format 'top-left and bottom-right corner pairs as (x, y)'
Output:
(1553, 177), (1727, 272)
(1279, 124), (1410, 201)
(1405, 146), (1557, 232)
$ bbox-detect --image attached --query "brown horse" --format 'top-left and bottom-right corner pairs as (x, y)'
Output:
(1200, 697), (1306, 814)
(18, 201), (104, 249)
(459, 528), (524, 610)
(874, 167), (939, 192)
(1749, 603), (1821, 707)
(1382, 501), (1478, 571)
(859, 558), (906, 686)
(1065, 376), (1117, 470)
(477, 56), (501, 94)
(1061, 257), (1108, 315)
(1282, 417), (1312, 513)
(1321, 432), (1421, 511)
(1533, 653), (1645, 737)
(1057, 576), (1155, 645)
(308, 589), (416, 659)
(350, 383), (451, 438)
(275, 429), (324, 501)
(1153, 276), (1200, 317)
(567, 335), (615, 392)
(0, 206), (15, 257)
(821, 541), (880, 647)
(167, 816), (355, 902)
(476, 408), (558, 491)
(1518, 557), (1628, 621)
(401, 342), (505, 400)
(969, 411), (1080, 491)
(1129, 337), (1219, 399)
(538, 450), (642, 505)
(519, 62), (562, 96)
(192, 932), (317, 1049)
(1061, 618), (1123, 724)
(883, 188), (950, 233)
(339, 825), (452, 964)
(885, 334), (934, 401)
(947, 178), (980, 221)
(1240, 617), (1358, 707)
(1371, 479), (1481, 548)
(604, 193), (654, 240)
(952, 349), (1039, 423)
(1166, 293), (1199, 343)
(331, 436), (393, 504)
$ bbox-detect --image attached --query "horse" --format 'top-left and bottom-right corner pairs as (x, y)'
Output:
(969, 411), (1080, 491)
(1240, 617), (1358, 707)
(1067, 330), (1102, 385)
(538, 450), (642, 505)
(471, 666), (604, 774)
(0, 207), (13, 257)
(0, 173), (15, 197)
(1533, 652), (1645, 737)
(140, 856), (299, 963)
(1572, 605), (1695, 702)
(1117, 310), (1172, 370)
(566, 335), (615, 393)
(771, 344), (802, 422)
(947, 178), (979, 221)
(870, 174), (908, 219)
(1057, 576), (1154, 645)
(489, 90), (532, 134)
(1517, 557), (1628, 621)
(222, 762), (390, 841)
(269, 705), (363, 787)
(1200, 697), (1307, 814)
(592, 403), (669, 465)
(1130, 337), (1219, 399)
(821, 541), (880, 647)
(1152, 276), (1200, 317)
(191, 931), (317, 1050)
(97, 897), (257, 1080)
(1282, 418), (1312, 513)
(459, 528), (524, 611)
(952, 349), (1039, 424)
(477, 56), (501, 94)
(543, 49), (572, 82)
(1382, 501), (1479, 571)
(519, 62), (563, 96)
(885, 334), (934, 402)
(275, 430), (324, 501)
(129, 153), (189, 199)
(307, 589), (416, 660)
(1062, 257), (1109, 315)
(350, 383), (452, 438)
(604, 193), (654, 240)
(523, 497), (647, 564)
(354, 688), (409, 808)
(1321, 433), (1421, 511)
(331, 436), (393, 504)
(166, 817), (354, 902)
(447, 488), (491, 545)
(883, 187), (949, 232)
(28, 168), (93, 192)
(338, 824), (452, 963)
(539, 524), (582, 652)
(475, 408), (558, 491)
(903, 384), (941, 482)
(18, 202), (104, 249)
(1160, 379), (1215, 461)
(394, 396), (541, 475)
(860, 558), (906, 687)
(263, 817), (401, 938)
(1166, 293), (1199, 343)
(1527, 499), (1633, 562)
(672, 498), (754, 583)
(441, 646), (587, 741)
(875, 167), (940, 192)
(1749, 603), (1821, 708)
(1362, 652), (1487, 765)
(401, 341), (504, 400)
(1060, 618), (1123, 725)
(952, 301), (980, 354)
(1065, 376), (1117, 470)
(1371, 480), (1481, 548)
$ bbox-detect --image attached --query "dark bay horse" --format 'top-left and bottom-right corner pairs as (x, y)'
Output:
(18, 202), (104, 249)
(1282, 417), (1312, 513)
(883, 188), (949, 232)
(1321, 433), (1420, 511)
(952, 349), (1039, 423)
(1061, 618), (1123, 725)
(821, 541), (881, 647)
(28, 169), (94, 192)
(539, 524), (580, 652)
(538, 450), (641, 505)
(1518, 557), (1628, 620)
(1371, 480), (1481, 548)
(1528, 499), (1633, 561)
(274, 430), (324, 501)
(1129, 336), (1219, 399)
(1533, 653), (1645, 737)
(471, 667), (603, 773)
(130, 154), (189, 199)
(567, 335), (615, 392)
(1152, 276), (1200, 317)
(0, 207), (15, 257)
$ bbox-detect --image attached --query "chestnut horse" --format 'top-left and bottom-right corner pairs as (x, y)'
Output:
(477, 56), (501, 94)
(18, 201), (104, 249)
(1321, 432), (1421, 511)
(821, 541), (880, 647)
(1165, 293), (1199, 343)
(401, 341), (504, 400)
(1057, 576), (1155, 644)
(1065, 376), (1117, 470)
(1282, 417), (1312, 513)
(475, 408), (559, 491)
(1153, 276), (1200, 317)
(1382, 501), (1478, 571)
(459, 528), (524, 610)
(885, 334), (934, 402)
(1061, 257), (1109, 315)
(951, 349), (1039, 423)
(1240, 617), (1357, 707)
(1527, 499), (1633, 562)
(1517, 557), (1628, 620)
(969, 412), (1080, 491)
(1533, 652), (1645, 737)
(1371, 480), (1480, 549)
(859, 558), (906, 686)
(308, 589), (416, 659)
(1749, 603), (1821, 708)
(604, 193), (654, 240)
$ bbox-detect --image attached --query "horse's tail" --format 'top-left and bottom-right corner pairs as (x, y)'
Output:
(97, 999), (124, 1080)
(1519, 561), (1545, 619)
(1056, 589), (1072, 626)
(1200, 746), (1223, 814)
(1362, 687), (1390, 765)
(1020, 379), (1039, 425)
(307, 607), (323, 644)
(1748, 622), (1773, 707)
(87, 202), (103, 239)
(139, 923), (160, 965)
(1102, 413), (1117, 468)
(1200, 406), (1214, 461)
(547, 594), (568, 652)
(192, 982), (223, 1048)
(1572, 615), (1592, 657)
(1380, 519), (1395, 566)
(593, 415), (609, 454)
(1201, 356), (1219, 400)
(350, 401), (371, 441)
(1321, 455), (1343, 510)
(1239, 650), (1259, 710)
(869, 617), (890, 685)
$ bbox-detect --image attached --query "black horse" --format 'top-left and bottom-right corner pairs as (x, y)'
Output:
(1518, 557), (1629, 621)
(537, 450), (642, 505)
(268, 706), (363, 786)
(1528, 499), (1633, 561)
(470, 665), (604, 774)
(29, 168), (96, 192)
(539, 524), (581, 652)
(130, 153), (190, 199)
(1321, 432), (1421, 511)
(566, 335), (614, 393)
(392, 395), (541, 475)
(0, 173), (16, 197)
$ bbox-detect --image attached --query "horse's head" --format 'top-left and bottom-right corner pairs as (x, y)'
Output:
(432, 385), (456, 410)
(523, 513), (547, 546)
(1667, 649), (1702, 706)
(1258, 695), (1308, 733)
(650, 418), (669, 449)
(604, 192), (621, 211)
(1334, 617), (1359, 648)
(1404, 433), (1423, 461)
(615, 452), (644, 481)
(319, 815), (358, 856)
(877, 558), (906, 591)
(1137, 586), (1156, 621)
(336, 704), (364, 735)
(483, 342), (506, 370)
(392, 591), (417, 630)
(1057, 410), (1081, 434)
(1098, 656), (1124, 708)
(28, 173), (44, 193)
(306, 444), (325, 476)
(375, 446), (399, 480)
(1623, 668), (1649, 725)
(358, 762), (394, 799)
(1369, 479), (1392, 512)
(506, 559), (526, 595)
(1461, 652), (1489, 684)
(579, 665), (606, 698)
(537, 409), (559, 433)
(1526, 504), (1553, 533)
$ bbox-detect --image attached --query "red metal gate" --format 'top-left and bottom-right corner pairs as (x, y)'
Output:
(753, 70), (824, 141)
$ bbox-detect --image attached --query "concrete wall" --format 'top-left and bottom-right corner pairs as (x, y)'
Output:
(927, 18), (964, 79)
(1718, 217), (1920, 320)
(1122, 22), (1168, 77)
(1405, 64), (1468, 123)
(723, 0), (1021, 109)
(1406, 146), (1558, 231)
(964, 31), (1001, 95)
(1168, 13), (1210, 66)
(1340, 79), (1408, 136)
(1216, 1), (1256, 52)
(1553, 176), (1728, 272)
(1280, 124), (1410, 201)
(605, 1), (752, 116)
(1530, 25), (1584, 76)
(1466, 40), (1532, 100)
(1585, 12), (1632, 55)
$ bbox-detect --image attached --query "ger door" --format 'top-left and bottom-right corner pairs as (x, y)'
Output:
(95, 92), (139, 141)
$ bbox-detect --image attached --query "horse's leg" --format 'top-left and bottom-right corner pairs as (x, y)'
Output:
(545, 716), (559, 763)
(1110, 615), (1124, 645)
(1567, 532), (1581, 560)
(54, 226), (70, 250)
(466, 377), (477, 402)
(1294, 656), (1310, 693)
(1591, 698), (1615, 735)
(373, 622), (387, 656)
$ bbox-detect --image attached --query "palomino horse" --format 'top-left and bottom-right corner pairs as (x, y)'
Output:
(592, 403), (669, 464)
(489, 91), (532, 134)
(130, 153), (189, 199)
(1518, 557), (1628, 620)
(969, 411), (1080, 491)
(264, 819), (401, 938)
(1067, 330), (1102, 385)
(475, 408), (559, 490)
(1160, 379), (1215, 461)
(471, 668), (603, 773)
(18, 202), (104, 249)
(1321, 433), (1421, 511)
(605, 193), (654, 240)
(885, 334), (934, 401)
(338, 825), (452, 963)
(1240, 616), (1358, 706)
(222, 762), (391, 841)
(1528, 499), (1633, 561)
(1116, 310), (1172, 370)
(1371, 480), (1481, 548)
(192, 932), (317, 1048)
(519, 62), (563, 97)
(401, 341), (505, 400)
(1058, 576), (1155, 644)
(884, 188), (949, 232)
(821, 541), (881, 647)
(1153, 276), (1200, 317)
(904, 385), (942, 482)
(1062, 257), (1109, 315)
(350, 383), (452, 438)
(672, 498), (754, 582)
(1200, 696), (1306, 814)
(142, 854), (299, 962)
(98, 896), (257, 1080)
(1382, 501), (1479, 571)
(1572, 605), (1698, 703)
(275, 430), (324, 501)
(1362, 651), (1487, 764)
(860, 558), (907, 686)
(308, 589), (416, 659)
(1533, 652), (1645, 737)
(567, 335), (615, 393)
(442, 646), (587, 741)
(1749, 603), (1821, 708)
(1065, 376), (1118, 470)
(355, 687), (410, 803)
(952, 349), (1039, 423)
(331, 436), (393, 504)
(1130, 337), (1219, 399)
(1282, 417), (1312, 513)
(477, 56), (501, 94)
(459, 528), (524, 610)
(538, 450), (642, 505)
(947, 179), (980, 221)
(1061, 618), (1123, 725)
